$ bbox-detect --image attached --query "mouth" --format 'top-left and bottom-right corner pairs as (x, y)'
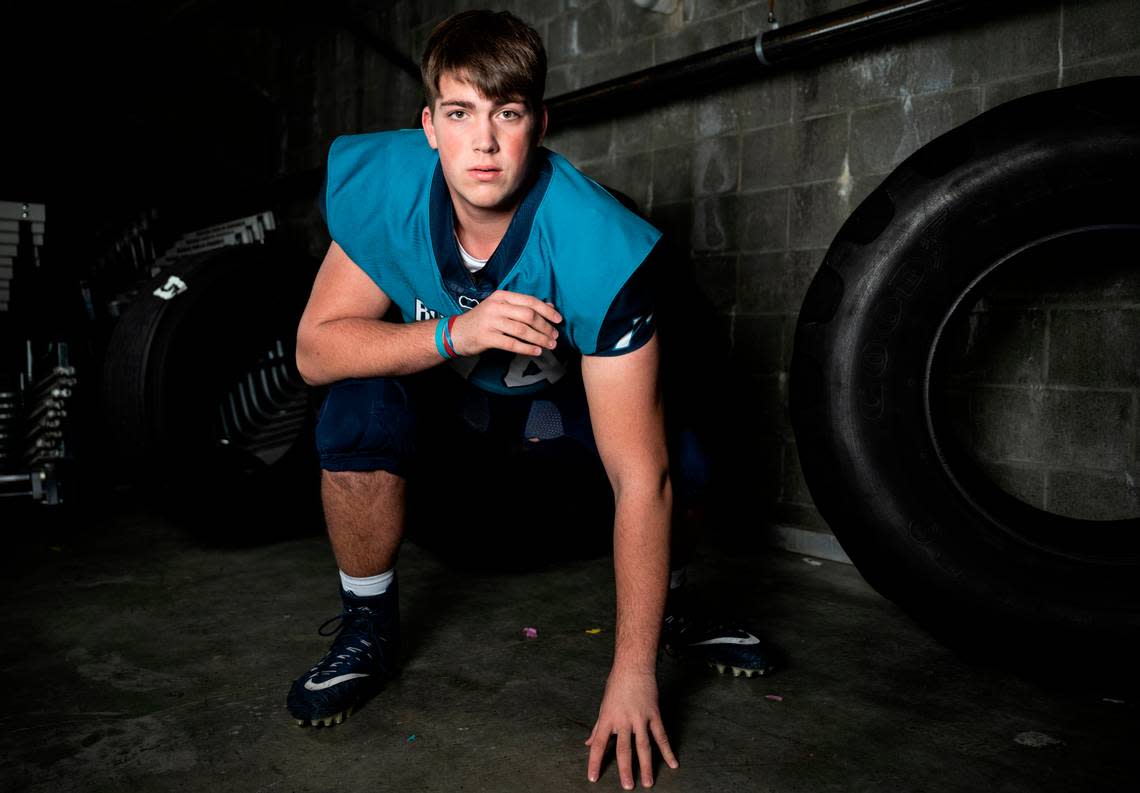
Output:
(469, 166), (502, 182)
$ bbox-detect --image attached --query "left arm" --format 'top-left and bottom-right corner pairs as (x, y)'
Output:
(581, 333), (679, 788)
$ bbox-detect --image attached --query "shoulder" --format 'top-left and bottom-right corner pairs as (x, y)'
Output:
(543, 151), (659, 237)
(324, 130), (437, 247)
(327, 129), (436, 185)
(538, 150), (661, 267)
(531, 151), (662, 356)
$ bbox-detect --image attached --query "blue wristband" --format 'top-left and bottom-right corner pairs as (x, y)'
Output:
(434, 317), (453, 360)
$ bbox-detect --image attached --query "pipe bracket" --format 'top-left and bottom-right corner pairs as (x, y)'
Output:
(754, 33), (770, 66)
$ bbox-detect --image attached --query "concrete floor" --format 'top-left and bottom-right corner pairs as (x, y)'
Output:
(1, 495), (1137, 793)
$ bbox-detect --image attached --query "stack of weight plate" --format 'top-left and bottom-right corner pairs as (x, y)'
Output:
(22, 365), (75, 469)
(149, 211), (276, 273)
(0, 374), (36, 500)
(0, 376), (19, 474)
(0, 200), (55, 501)
(0, 200), (46, 315)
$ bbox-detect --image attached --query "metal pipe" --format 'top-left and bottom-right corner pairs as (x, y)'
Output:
(547, 0), (988, 128)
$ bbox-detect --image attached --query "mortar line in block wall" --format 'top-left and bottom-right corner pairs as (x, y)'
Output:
(790, 95), (950, 124)
(1020, 301), (1140, 310)
(844, 108), (853, 213)
(732, 310), (792, 318)
(1133, 391), (1139, 465)
(777, 306), (786, 371)
(784, 190), (791, 262)
(975, 456), (1139, 477)
(646, 158), (655, 215)
(731, 252), (742, 321)
(735, 130), (744, 195)
(1057, 1), (1065, 89)
(978, 69), (1059, 96)
(738, 246), (804, 255)
(736, 174), (893, 194)
(778, 438), (788, 502)
(972, 383), (1136, 395)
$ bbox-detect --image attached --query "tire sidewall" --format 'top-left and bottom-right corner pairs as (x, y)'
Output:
(791, 79), (1140, 654)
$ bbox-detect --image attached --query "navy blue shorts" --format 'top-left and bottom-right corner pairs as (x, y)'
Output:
(315, 367), (710, 500)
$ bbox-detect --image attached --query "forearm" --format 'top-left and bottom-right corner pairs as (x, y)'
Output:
(611, 473), (673, 675)
(297, 316), (445, 386)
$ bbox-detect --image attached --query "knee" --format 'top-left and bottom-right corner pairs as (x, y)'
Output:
(316, 377), (416, 475)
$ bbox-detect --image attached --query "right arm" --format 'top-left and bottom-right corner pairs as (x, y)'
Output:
(296, 241), (440, 385)
(296, 241), (564, 386)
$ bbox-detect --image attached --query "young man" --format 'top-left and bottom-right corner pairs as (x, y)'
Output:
(287, 10), (775, 789)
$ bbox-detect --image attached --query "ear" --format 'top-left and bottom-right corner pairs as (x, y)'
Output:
(535, 104), (549, 146)
(422, 105), (439, 150)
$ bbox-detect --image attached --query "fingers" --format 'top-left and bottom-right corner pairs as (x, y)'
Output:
(650, 718), (678, 770)
(455, 292), (562, 357)
(499, 317), (557, 351)
(635, 727), (654, 788)
(490, 331), (549, 357)
(493, 290), (563, 325)
(500, 306), (559, 342)
(616, 729), (634, 791)
(488, 299), (558, 346)
(586, 726), (606, 783)
(587, 717), (677, 787)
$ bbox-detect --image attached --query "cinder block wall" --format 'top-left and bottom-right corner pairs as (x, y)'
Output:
(945, 239), (1140, 522)
(273, 0), (1140, 548)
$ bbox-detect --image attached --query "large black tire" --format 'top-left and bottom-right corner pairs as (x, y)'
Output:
(790, 77), (1140, 689)
(102, 244), (321, 542)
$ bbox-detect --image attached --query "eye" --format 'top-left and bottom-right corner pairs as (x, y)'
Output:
(447, 110), (467, 120)
(500, 109), (521, 120)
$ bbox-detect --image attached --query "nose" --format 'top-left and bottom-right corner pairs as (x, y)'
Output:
(473, 115), (499, 154)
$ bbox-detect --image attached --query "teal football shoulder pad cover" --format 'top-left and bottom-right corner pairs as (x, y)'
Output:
(536, 152), (662, 354)
(325, 129), (436, 291)
(324, 129), (661, 363)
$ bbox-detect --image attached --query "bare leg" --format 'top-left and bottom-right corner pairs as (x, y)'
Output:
(286, 468), (404, 725)
(321, 469), (406, 577)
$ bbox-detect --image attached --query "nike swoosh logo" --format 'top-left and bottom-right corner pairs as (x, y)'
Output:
(690, 633), (761, 646)
(304, 673), (369, 691)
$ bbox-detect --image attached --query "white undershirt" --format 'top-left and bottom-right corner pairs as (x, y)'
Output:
(455, 233), (489, 274)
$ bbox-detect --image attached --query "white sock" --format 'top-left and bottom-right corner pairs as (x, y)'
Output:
(339, 568), (395, 597)
(669, 568), (687, 590)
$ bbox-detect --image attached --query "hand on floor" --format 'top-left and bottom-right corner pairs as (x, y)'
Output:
(585, 668), (678, 789)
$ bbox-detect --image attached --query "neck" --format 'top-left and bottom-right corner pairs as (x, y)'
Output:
(451, 194), (515, 261)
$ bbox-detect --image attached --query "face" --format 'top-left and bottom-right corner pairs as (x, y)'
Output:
(422, 72), (547, 219)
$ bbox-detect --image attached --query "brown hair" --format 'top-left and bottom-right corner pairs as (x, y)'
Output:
(421, 10), (546, 112)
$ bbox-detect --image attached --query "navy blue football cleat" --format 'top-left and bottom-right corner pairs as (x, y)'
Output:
(662, 590), (777, 678)
(287, 578), (400, 727)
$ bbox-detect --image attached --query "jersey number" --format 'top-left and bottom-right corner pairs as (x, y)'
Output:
(503, 349), (567, 388)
